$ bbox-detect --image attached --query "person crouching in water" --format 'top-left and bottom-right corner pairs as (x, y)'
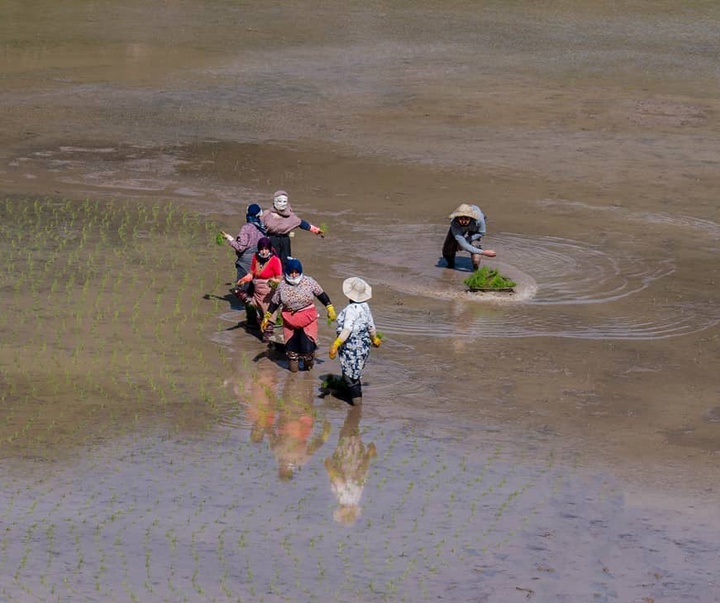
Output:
(236, 237), (283, 335)
(261, 258), (337, 372)
(442, 203), (497, 270)
(328, 277), (382, 405)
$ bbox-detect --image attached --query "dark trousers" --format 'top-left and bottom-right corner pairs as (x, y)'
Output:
(343, 374), (362, 402)
(269, 234), (292, 267)
(442, 229), (481, 268)
(441, 229), (460, 267)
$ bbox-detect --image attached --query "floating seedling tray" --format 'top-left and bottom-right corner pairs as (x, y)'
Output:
(467, 286), (515, 293)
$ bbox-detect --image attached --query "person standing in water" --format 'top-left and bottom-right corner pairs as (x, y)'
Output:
(221, 203), (266, 284)
(261, 258), (337, 373)
(263, 190), (324, 267)
(236, 237), (283, 334)
(328, 277), (382, 405)
(441, 203), (496, 270)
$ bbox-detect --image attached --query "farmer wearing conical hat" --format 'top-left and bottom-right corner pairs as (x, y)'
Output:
(441, 203), (496, 270)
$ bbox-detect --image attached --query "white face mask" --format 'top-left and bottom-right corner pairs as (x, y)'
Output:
(273, 195), (289, 211)
(285, 274), (302, 285)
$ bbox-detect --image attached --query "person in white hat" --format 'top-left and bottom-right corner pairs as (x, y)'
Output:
(328, 277), (382, 405)
(441, 203), (496, 270)
(263, 190), (324, 267)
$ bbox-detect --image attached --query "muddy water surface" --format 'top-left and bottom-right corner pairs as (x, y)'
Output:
(1, 1), (719, 601)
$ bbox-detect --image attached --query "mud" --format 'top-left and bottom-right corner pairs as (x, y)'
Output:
(1, 0), (719, 601)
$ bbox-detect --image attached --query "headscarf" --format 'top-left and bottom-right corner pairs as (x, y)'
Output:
(285, 257), (302, 275)
(257, 236), (273, 251)
(246, 203), (266, 234)
(255, 236), (274, 261)
(284, 257), (303, 285)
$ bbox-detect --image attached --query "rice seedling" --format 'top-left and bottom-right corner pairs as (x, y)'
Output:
(463, 266), (516, 290)
(0, 195), (586, 603)
(0, 196), (235, 461)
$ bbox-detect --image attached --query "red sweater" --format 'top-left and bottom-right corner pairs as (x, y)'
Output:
(251, 254), (282, 279)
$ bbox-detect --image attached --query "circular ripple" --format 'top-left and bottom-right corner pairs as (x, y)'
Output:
(327, 220), (720, 340)
(337, 222), (675, 306)
(494, 233), (675, 305)
(374, 301), (720, 341)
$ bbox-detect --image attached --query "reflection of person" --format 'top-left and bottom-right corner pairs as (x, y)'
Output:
(225, 358), (277, 444)
(441, 203), (496, 270)
(325, 404), (376, 525)
(221, 203), (267, 283)
(261, 258), (336, 373)
(268, 374), (331, 480)
(236, 237), (283, 334)
(245, 361), (278, 444)
(263, 190), (324, 267)
(329, 277), (381, 405)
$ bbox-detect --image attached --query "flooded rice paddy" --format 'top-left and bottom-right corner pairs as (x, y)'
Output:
(1, 0), (720, 601)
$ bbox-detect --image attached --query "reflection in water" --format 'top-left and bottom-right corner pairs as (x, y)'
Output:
(242, 360), (278, 444)
(268, 374), (330, 480)
(324, 403), (377, 525)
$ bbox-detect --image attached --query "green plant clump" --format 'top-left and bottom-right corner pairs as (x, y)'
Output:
(463, 266), (516, 290)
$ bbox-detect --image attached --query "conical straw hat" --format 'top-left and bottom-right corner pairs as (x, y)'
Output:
(448, 203), (481, 220)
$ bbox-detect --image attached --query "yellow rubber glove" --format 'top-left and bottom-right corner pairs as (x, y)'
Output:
(326, 304), (337, 321)
(328, 337), (343, 359)
(260, 312), (273, 333)
(371, 335), (382, 348)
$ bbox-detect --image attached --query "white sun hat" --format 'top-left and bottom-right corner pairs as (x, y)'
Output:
(342, 277), (372, 303)
(448, 203), (481, 220)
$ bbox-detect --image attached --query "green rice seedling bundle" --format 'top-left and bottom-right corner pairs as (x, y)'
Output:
(463, 266), (516, 291)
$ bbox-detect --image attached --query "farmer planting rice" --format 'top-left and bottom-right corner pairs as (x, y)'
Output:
(261, 258), (337, 373)
(442, 203), (496, 270)
(235, 236), (283, 335)
(220, 203), (266, 285)
(263, 190), (324, 267)
(328, 277), (382, 405)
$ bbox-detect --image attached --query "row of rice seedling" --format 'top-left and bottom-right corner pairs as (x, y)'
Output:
(0, 197), (237, 459)
(0, 196), (570, 602)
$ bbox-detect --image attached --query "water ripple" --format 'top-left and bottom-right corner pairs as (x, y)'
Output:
(338, 223), (675, 307)
(375, 302), (720, 341)
(494, 233), (675, 305)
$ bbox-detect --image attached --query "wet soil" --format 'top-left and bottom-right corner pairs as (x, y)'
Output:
(1, 1), (719, 601)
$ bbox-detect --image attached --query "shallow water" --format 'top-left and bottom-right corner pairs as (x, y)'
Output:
(1, 1), (720, 601)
